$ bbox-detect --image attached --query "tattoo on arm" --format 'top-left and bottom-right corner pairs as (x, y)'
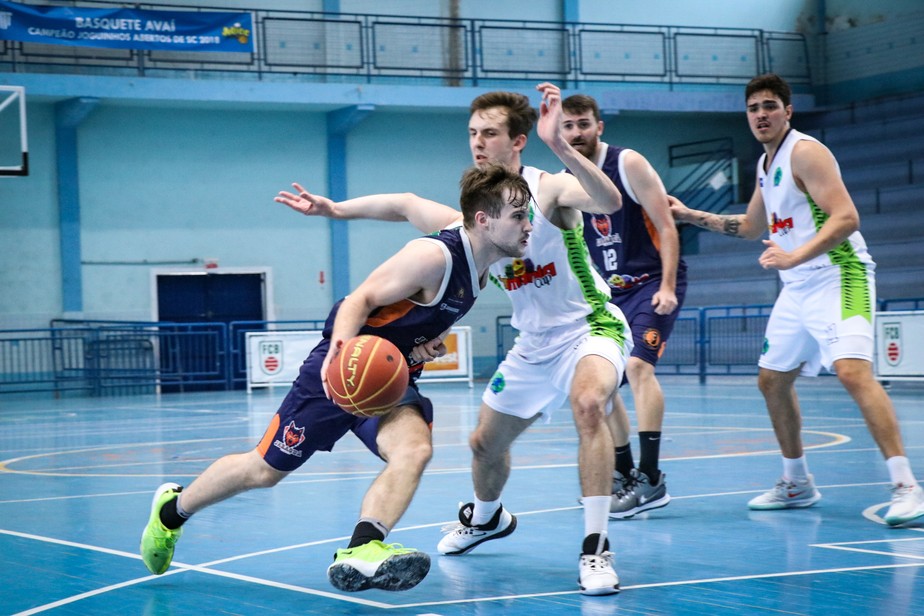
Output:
(691, 213), (746, 237)
(722, 216), (742, 237)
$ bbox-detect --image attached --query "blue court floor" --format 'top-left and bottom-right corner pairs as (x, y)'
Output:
(2, 375), (923, 615)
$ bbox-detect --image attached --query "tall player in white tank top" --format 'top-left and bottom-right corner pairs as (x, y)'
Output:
(669, 73), (924, 526)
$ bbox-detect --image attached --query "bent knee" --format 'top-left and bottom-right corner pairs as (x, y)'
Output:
(570, 389), (609, 423)
(247, 451), (288, 488)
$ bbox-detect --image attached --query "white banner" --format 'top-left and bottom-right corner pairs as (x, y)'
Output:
(419, 326), (473, 386)
(246, 330), (323, 392)
(875, 310), (924, 380)
(246, 325), (474, 391)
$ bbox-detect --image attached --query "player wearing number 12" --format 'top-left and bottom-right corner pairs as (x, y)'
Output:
(139, 164), (532, 592)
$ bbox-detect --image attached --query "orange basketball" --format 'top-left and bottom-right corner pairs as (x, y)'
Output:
(327, 335), (409, 417)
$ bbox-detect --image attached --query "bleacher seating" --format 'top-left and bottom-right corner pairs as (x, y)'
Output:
(681, 91), (924, 308)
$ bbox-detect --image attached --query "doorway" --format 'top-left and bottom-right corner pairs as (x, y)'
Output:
(153, 270), (272, 391)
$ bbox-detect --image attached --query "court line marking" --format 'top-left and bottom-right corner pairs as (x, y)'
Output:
(394, 562), (924, 609)
(815, 544), (924, 560)
(8, 525), (924, 614)
(1, 528), (393, 614)
(0, 427), (850, 477)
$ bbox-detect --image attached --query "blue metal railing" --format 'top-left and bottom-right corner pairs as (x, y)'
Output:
(3, 299), (920, 396)
(495, 298), (923, 385)
(0, 2), (811, 88)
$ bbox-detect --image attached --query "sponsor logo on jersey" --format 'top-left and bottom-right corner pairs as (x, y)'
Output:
(590, 213), (622, 247)
(439, 285), (467, 313)
(773, 167), (783, 186)
(274, 420), (305, 457)
(498, 258), (557, 291)
(769, 212), (793, 235)
(608, 272), (650, 291)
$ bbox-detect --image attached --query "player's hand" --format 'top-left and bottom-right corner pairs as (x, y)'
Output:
(651, 289), (678, 315)
(275, 182), (337, 217)
(758, 239), (798, 270)
(666, 195), (691, 222)
(536, 82), (563, 146)
(408, 338), (447, 366)
(319, 339), (343, 399)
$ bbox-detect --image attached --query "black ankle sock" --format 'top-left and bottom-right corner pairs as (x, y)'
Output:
(615, 443), (635, 478)
(347, 521), (387, 549)
(159, 492), (188, 530)
(582, 533), (610, 555)
(638, 431), (662, 483)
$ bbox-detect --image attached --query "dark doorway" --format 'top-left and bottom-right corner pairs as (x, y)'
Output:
(156, 272), (266, 391)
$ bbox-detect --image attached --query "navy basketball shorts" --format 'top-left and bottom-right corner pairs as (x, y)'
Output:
(611, 275), (687, 367)
(256, 341), (434, 472)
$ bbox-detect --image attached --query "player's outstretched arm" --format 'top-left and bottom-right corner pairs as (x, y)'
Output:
(668, 189), (766, 240)
(535, 82), (622, 215)
(275, 183), (461, 234)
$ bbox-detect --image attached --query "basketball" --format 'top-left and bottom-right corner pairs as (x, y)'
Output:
(327, 335), (409, 417)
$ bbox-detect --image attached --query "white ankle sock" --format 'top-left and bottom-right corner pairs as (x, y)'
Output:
(782, 456), (809, 482)
(472, 497), (501, 526)
(886, 456), (916, 486)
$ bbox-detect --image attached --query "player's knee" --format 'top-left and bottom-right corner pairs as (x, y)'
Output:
(247, 452), (288, 488)
(469, 428), (502, 460)
(254, 465), (287, 489)
(392, 439), (433, 471)
(626, 358), (655, 385)
(834, 359), (873, 390)
(757, 368), (786, 397)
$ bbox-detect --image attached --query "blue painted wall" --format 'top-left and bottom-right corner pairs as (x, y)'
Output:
(1, 0), (921, 372)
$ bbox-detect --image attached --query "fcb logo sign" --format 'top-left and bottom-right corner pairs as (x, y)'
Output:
(882, 323), (901, 367)
(259, 340), (284, 375)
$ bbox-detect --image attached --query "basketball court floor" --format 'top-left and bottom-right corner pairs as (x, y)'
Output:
(2, 375), (923, 615)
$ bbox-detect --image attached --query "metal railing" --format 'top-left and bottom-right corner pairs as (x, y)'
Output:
(495, 298), (923, 384)
(4, 298), (919, 396)
(0, 1), (812, 88)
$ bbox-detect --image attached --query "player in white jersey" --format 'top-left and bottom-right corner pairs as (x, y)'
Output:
(669, 73), (924, 526)
(276, 83), (632, 594)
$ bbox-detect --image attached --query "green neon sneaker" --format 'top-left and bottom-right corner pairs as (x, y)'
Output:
(327, 540), (431, 592)
(140, 482), (183, 574)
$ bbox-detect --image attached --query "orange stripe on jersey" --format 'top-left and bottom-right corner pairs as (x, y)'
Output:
(642, 210), (661, 252)
(366, 300), (415, 327)
(257, 413), (281, 458)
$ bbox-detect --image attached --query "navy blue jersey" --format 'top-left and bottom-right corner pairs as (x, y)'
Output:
(574, 144), (687, 295)
(322, 224), (480, 380)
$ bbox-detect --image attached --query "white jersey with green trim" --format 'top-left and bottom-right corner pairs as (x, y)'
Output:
(758, 128), (874, 285)
(488, 165), (617, 334)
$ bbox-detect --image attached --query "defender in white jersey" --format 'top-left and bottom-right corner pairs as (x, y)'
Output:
(280, 83), (632, 595)
(669, 73), (924, 526)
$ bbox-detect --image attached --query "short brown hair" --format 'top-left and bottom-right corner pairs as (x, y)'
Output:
(469, 91), (538, 139)
(459, 163), (531, 228)
(746, 73), (792, 108)
(562, 94), (601, 122)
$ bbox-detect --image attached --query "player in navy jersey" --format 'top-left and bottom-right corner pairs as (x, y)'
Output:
(139, 164), (532, 592)
(561, 94), (686, 518)
(286, 83), (631, 596)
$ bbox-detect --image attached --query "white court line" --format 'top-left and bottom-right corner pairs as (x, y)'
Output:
(815, 544), (924, 560)
(1, 528), (393, 614)
(9, 525), (924, 614)
(0, 427), (850, 477)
